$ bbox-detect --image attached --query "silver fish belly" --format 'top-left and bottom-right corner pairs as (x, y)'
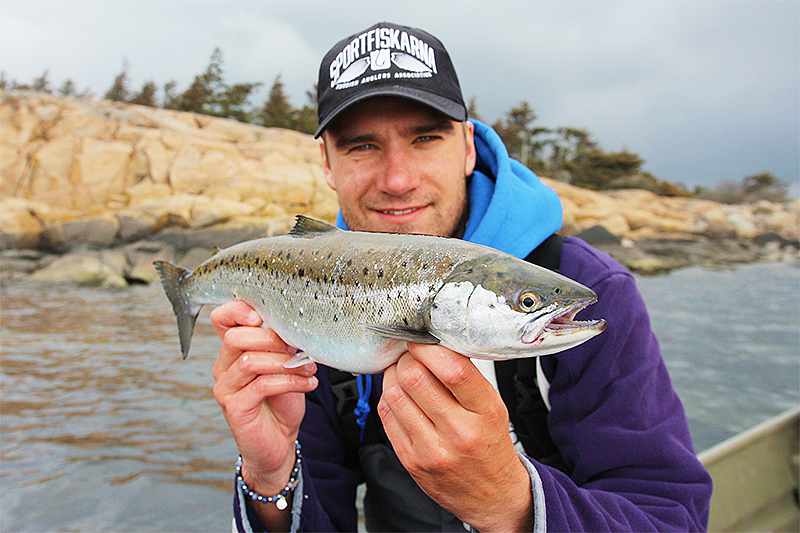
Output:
(155, 216), (605, 374)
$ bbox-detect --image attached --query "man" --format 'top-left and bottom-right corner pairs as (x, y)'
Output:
(211, 22), (712, 532)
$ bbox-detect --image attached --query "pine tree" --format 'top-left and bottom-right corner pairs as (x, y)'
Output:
(259, 75), (296, 129)
(129, 80), (158, 107)
(58, 79), (77, 96)
(492, 101), (547, 168)
(216, 82), (262, 122)
(174, 48), (225, 114)
(162, 80), (179, 109)
(105, 60), (131, 102)
(466, 96), (482, 122)
(32, 69), (51, 93)
(293, 87), (318, 135)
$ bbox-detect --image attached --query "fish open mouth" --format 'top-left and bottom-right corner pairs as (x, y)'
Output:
(522, 300), (606, 345)
(544, 312), (606, 335)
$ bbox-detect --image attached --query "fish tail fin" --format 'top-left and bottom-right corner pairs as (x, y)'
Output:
(154, 260), (198, 360)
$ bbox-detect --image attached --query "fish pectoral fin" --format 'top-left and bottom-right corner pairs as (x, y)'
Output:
(283, 352), (315, 369)
(288, 215), (339, 237)
(359, 324), (440, 345)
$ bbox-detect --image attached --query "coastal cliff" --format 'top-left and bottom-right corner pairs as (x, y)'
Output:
(2, 91), (798, 286)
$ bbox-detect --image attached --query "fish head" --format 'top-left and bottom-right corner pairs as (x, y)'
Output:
(429, 255), (606, 358)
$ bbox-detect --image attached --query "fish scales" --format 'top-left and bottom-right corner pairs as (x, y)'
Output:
(155, 216), (606, 373)
(182, 230), (475, 369)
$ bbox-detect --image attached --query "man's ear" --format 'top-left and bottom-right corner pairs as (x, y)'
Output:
(464, 120), (477, 176)
(319, 136), (337, 191)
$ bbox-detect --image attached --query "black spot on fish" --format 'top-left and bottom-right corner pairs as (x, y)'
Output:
(402, 261), (407, 267)
(333, 314), (338, 322)
(286, 252), (291, 260)
(422, 264), (429, 270)
(298, 269), (305, 278)
(403, 318), (409, 326)
(327, 252), (333, 259)
(347, 259), (353, 266)
(363, 267), (369, 275)
(378, 269), (384, 278)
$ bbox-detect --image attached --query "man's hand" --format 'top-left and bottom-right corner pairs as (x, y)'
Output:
(210, 301), (318, 528)
(378, 343), (534, 532)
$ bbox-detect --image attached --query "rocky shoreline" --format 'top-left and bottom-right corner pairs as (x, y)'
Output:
(2, 91), (798, 287)
(2, 219), (797, 289)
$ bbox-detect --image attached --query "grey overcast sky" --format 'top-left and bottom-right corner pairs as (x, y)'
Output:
(2, 0), (798, 195)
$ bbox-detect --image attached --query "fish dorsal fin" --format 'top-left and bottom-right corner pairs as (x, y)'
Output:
(288, 215), (339, 237)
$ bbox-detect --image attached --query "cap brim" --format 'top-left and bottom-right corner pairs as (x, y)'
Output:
(314, 86), (467, 138)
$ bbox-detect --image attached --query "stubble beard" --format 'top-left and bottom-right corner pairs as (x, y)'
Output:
(345, 186), (469, 238)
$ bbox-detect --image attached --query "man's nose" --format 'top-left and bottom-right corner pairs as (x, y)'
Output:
(377, 145), (419, 196)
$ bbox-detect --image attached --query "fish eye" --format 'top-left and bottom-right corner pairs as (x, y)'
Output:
(518, 292), (538, 312)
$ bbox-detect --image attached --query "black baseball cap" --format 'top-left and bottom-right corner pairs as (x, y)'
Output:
(315, 22), (467, 138)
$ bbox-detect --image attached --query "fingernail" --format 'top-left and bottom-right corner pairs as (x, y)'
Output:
(247, 310), (260, 324)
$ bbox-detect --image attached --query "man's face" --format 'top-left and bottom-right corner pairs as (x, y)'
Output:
(320, 97), (476, 237)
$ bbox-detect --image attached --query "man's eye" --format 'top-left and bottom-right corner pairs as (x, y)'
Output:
(414, 135), (438, 143)
(351, 143), (375, 152)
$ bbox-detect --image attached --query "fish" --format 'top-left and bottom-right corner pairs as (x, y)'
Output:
(154, 216), (606, 374)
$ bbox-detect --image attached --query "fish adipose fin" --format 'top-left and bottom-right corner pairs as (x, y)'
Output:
(359, 324), (440, 345)
(288, 215), (339, 237)
(153, 260), (198, 360)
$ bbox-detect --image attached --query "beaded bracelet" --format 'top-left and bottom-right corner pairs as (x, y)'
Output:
(236, 440), (301, 511)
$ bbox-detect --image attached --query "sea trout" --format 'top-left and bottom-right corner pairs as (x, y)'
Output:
(155, 216), (606, 374)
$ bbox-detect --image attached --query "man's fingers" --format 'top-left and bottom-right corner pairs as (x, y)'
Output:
(210, 301), (262, 336)
(213, 352), (318, 421)
(212, 322), (291, 379)
(405, 343), (495, 415)
(223, 371), (319, 412)
(219, 351), (316, 393)
(378, 362), (433, 454)
(224, 326), (289, 354)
